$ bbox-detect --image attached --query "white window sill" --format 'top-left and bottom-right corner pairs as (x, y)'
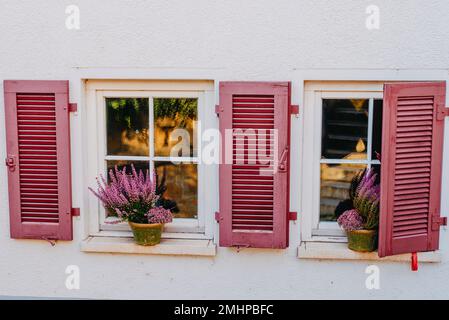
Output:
(81, 236), (216, 257)
(298, 242), (441, 263)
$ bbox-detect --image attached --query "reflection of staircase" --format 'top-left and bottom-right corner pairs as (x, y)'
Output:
(320, 166), (362, 221)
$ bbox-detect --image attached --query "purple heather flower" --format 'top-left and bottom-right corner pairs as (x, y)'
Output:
(337, 209), (364, 231)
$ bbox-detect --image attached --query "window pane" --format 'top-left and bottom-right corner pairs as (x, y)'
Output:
(372, 99), (383, 160)
(155, 162), (197, 219)
(320, 163), (366, 222)
(106, 98), (149, 156)
(154, 98), (197, 157)
(322, 99), (368, 160)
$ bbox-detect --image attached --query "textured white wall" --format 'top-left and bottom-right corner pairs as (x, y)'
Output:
(0, 0), (449, 299)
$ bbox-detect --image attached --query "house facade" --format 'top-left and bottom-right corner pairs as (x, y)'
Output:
(0, 1), (448, 299)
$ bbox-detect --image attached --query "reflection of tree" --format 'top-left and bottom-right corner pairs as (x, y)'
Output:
(154, 98), (197, 127)
(154, 98), (197, 157)
(106, 98), (149, 156)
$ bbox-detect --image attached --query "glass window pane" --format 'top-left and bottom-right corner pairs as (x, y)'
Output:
(155, 162), (197, 219)
(106, 98), (149, 156)
(320, 163), (366, 222)
(321, 99), (368, 160)
(154, 98), (198, 157)
(372, 99), (383, 160)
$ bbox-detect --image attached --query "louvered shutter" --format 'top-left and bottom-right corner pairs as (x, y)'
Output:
(378, 82), (447, 257)
(218, 82), (290, 248)
(4, 80), (73, 240)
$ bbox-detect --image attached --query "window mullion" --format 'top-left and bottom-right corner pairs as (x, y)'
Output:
(367, 98), (374, 169)
(149, 96), (155, 174)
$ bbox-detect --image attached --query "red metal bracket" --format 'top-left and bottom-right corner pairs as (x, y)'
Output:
(432, 216), (447, 231)
(69, 103), (78, 113)
(290, 104), (299, 115)
(436, 107), (449, 120)
(71, 208), (80, 217)
(411, 252), (418, 271)
(289, 212), (298, 221)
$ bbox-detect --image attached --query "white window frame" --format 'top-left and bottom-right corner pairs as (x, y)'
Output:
(301, 81), (384, 242)
(85, 80), (216, 240)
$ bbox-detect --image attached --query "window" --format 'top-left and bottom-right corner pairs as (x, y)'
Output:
(301, 82), (384, 241)
(85, 80), (215, 239)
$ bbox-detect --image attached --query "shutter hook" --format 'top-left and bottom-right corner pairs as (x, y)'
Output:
(42, 237), (56, 247)
(411, 252), (418, 271)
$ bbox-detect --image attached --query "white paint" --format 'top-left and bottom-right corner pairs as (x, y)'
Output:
(0, 0), (448, 299)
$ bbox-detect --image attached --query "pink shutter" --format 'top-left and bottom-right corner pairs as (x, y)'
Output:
(4, 80), (73, 240)
(378, 82), (447, 257)
(218, 82), (291, 248)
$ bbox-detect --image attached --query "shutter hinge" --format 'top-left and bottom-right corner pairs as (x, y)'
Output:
(71, 208), (80, 217)
(215, 104), (222, 116)
(69, 103), (78, 113)
(215, 211), (221, 222)
(436, 107), (449, 120)
(290, 104), (299, 115)
(289, 212), (298, 221)
(432, 216), (447, 230)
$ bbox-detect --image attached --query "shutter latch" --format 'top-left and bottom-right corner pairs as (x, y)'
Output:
(432, 216), (447, 231)
(5, 155), (16, 172)
(289, 212), (298, 221)
(278, 146), (289, 172)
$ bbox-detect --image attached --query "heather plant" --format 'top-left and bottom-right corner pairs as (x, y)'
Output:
(89, 165), (173, 224)
(338, 168), (380, 231)
(353, 168), (380, 230)
(337, 209), (364, 231)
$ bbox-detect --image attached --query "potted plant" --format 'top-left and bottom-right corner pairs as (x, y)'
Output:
(89, 165), (173, 246)
(337, 169), (380, 252)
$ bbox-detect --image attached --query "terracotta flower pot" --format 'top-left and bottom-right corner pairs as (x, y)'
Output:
(129, 222), (163, 246)
(346, 229), (378, 252)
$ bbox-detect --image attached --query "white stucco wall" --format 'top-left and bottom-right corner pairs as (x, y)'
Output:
(0, 0), (448, 299)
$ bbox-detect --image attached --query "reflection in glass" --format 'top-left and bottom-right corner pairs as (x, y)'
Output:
(322, 99), (368, 160)
(320, 163), (366, 222)
(155, 162), (197, 219)
(154, 98), (197, 157)
(106, 98), (149, 156)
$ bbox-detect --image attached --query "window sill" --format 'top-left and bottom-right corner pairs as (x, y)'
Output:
(81, 236), (216, 257)
(297, 242), (441, 263)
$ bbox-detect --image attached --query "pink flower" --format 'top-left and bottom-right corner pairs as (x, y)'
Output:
(337, 209), (363, 231)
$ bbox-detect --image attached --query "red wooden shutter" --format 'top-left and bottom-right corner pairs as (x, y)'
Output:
(4, 80), (73, 240)
(378, 82), (447, 257)
(217, 82), (291, 248)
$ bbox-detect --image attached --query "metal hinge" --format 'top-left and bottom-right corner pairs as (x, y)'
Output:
(432, 216), (447, 231)
(290, 105), (299, 115)
(215, 211), (221, 222)
(436, 106), (449, 120)
(215, 104), (222, 116)
(289, 212), (298, 221)
(69, 103), (78, 113)
(71, 208), (80, 217)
